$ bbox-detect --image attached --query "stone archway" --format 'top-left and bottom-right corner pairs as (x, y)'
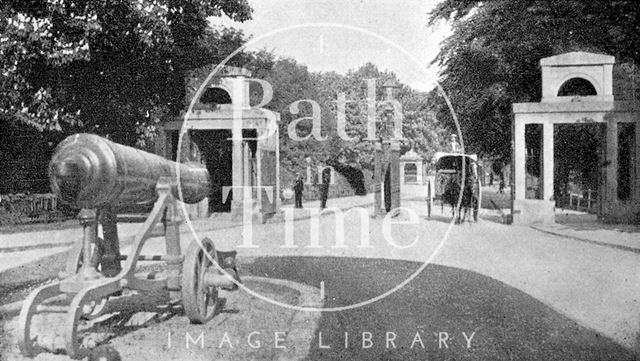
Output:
(512, 51), (640, 224)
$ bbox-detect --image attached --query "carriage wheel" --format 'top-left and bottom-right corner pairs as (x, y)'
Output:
(182, 237), (220, 324)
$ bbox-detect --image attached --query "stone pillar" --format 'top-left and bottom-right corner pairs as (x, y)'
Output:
(542, 122), (554, 201)
(231, 76), (245, 221)
(390, 141), (401, 209)
(513, 119), (526, 200)
(605, 120), (618, 210)
(275, 127), (281, 210)
(374, 142), (383, 215)
(243, 142), (252, 200)
(635, 118), (640, 205)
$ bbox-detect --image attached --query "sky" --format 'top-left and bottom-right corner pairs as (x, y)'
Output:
(211, 0), (451, 92)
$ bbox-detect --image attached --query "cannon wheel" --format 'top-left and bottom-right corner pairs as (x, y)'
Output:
(182, 237), (219, 324)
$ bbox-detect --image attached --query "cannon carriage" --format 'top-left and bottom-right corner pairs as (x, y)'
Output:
(426, 152), (482, 222)
(18, 134), (240, 358)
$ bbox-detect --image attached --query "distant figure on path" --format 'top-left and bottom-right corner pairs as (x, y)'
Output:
(294, 173), (304, 208)
(319, 167), (331, 209)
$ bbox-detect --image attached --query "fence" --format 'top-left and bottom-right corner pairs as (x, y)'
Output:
(0, 193), (72, 226)
(556, 190), (598, 213)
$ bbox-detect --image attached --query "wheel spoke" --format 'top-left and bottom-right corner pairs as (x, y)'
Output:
(199, 291), (207, 316)
(182, 238), (218, 324)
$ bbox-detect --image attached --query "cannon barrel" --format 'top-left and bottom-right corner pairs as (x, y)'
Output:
(50, 133), (210, 208)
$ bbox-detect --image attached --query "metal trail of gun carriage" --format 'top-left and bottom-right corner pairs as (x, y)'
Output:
(18, 133), (241, 359)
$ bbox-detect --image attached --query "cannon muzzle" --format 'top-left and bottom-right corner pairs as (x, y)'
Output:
(50, 133), (210, 208)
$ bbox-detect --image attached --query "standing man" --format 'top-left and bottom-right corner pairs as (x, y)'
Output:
(319, 166), (331, 209)
(294, 173), (304, 208)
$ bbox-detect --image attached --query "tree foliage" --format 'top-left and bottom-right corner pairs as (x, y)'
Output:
(1, 0), (252, 144)
(246, 55), (448, 175)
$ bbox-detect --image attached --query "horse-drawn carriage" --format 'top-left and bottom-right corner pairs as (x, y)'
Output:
(426, 152), (482, 222)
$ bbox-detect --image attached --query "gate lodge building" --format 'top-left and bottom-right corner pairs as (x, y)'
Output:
(512, 52), (639, 224)
(156, 66), (280, 222)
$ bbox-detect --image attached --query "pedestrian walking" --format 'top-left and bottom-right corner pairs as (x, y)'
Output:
(294, 173), (304, 208)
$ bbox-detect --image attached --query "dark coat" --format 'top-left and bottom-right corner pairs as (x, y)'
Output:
(294, 177), (304, 193)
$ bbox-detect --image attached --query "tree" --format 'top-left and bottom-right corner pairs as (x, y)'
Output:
(0, 0), (252, 145)
(246, 56), (447, 183)
(428, 0), (640, 161)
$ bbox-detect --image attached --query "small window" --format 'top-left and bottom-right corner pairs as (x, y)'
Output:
(404, 163), (417, 184)
(557, 78), (597, 97)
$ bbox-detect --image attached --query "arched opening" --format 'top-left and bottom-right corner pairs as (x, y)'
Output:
(404, 163), (417, 184)
(557, 77), (597, 97)
(200, 87), (232, 108)
(326, 161), (368, 196)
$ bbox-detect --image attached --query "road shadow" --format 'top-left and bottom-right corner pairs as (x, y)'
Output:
(244, 256), (637, 361)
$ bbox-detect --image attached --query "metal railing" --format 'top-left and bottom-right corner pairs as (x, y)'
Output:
(557, 189), (598, 213)
(0, 193), (71, 225)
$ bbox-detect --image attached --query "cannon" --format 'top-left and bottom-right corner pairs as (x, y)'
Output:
(18, 134), (240, 359)
(49, 133), (211, 208)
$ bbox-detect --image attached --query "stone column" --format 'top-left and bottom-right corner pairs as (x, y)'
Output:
(635, 117), (640, 205)
(231, 76), (245, 221)
(243, 142), (252, 199)
(275, 127), (281, 211)
(390, 141), (401, 209)
(513, 118), (526, 200)
(374, 142), (382, 215)
(542, 121), (554, 201)
(605, 119), (618, 209)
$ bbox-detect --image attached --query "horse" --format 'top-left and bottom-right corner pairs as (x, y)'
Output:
(442, 177), (477, 224)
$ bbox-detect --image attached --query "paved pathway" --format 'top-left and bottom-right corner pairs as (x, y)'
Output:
(2, 191), (640, 353)
(533, 209), (640, 252)
(0, 194), (372, 275)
